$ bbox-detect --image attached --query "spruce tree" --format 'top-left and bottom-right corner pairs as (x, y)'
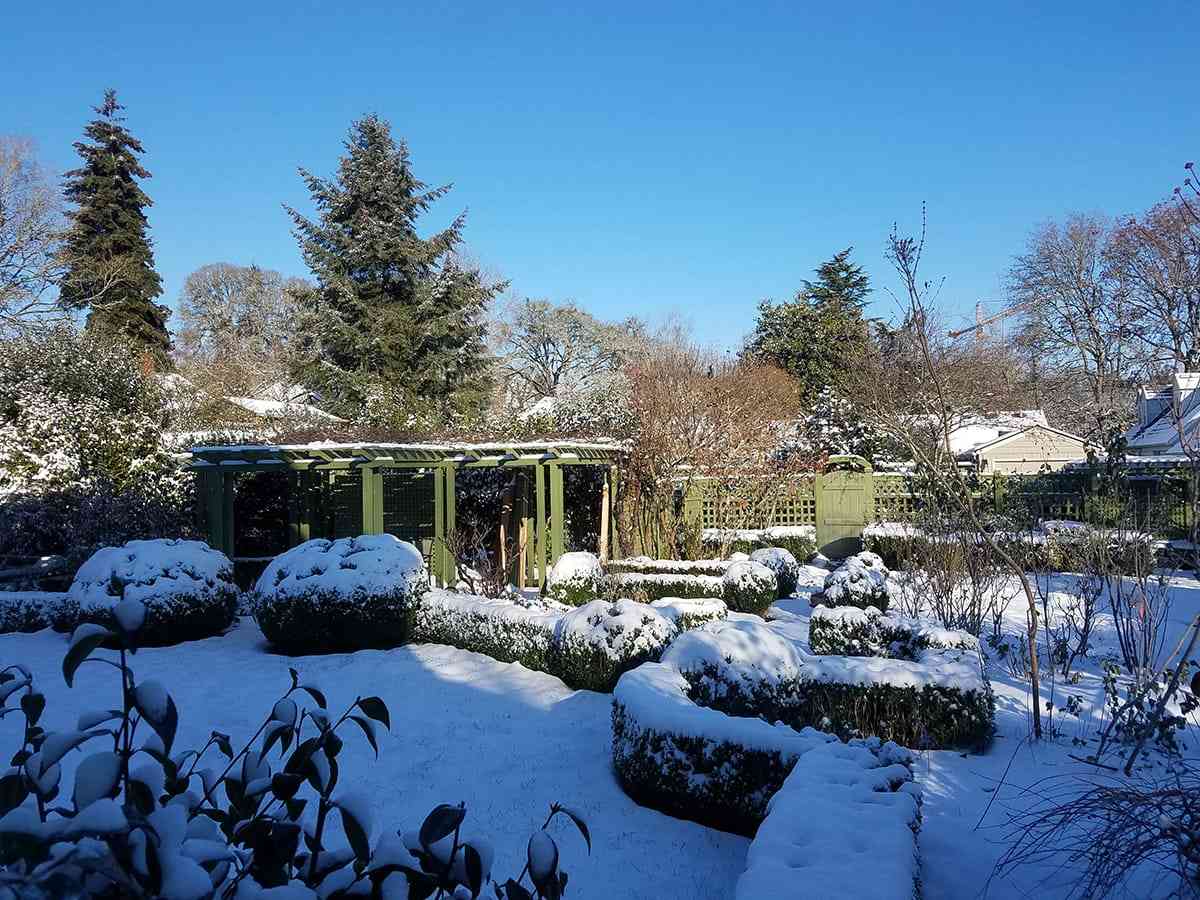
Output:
(286, 115), (501, 421)
(60, 90), (169, 367)
(744, 248), (872, 402)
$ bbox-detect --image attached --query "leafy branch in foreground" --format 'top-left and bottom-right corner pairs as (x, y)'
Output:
(0, 591), (590, 898)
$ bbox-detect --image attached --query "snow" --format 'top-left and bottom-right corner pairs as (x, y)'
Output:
(701, 525), (816, 544)
(649, 596), (728, 627)
(223, 396), (344, 422)
(68, 539), (236, 612)
(0, 620), (746, 899)
(612, 571), (724, 593)
(736, 741), (920, 900)
(255, 535), (427, 601)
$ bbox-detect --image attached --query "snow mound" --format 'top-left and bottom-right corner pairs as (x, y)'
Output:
(256, 535), (426, 600)
(749, 547), (800, 597)
(544, 551), (604, 606)
(820, 551), (891, 612)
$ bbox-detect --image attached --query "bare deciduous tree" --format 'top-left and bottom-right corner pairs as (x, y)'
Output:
(0, 137), (64, 331)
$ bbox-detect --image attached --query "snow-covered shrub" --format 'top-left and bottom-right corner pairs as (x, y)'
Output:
(544, 550), (604, 606)
(606, 557), (729, 577)
(819, 551), (891, 612)
(700, 525), (817, 562)
(0, 608), (591, 899)
(55, 539), (238, 646)
(809, 604), (979, 659)
(668, 618), (994, 750)
(609, 571), (726, 603)
(0, 590), (63, 634)
(750, 546), (800, 598)
(252, 534), (428, 652)
(551, 599), (677, 692)
(735, 735), (921, 900)
(649, 596), (728, 631)
(611, 659), (918, 835)
(415, 589), (561, 672)
(861, 522), (921, 569)
(722, 559), (778, 614)
(0, 328), (195, 570)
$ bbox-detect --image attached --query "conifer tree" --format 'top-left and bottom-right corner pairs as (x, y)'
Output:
(286, 115), (501, 421)
(60, 90), (169, 367)
(744, 247), (872, 402)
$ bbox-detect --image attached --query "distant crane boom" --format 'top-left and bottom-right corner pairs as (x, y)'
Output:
(948, 300), (1032, 342)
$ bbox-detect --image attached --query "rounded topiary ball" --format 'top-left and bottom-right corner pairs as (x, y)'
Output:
(60, 539), (239, 646)
(545, 551), (604, 606)
(253, 534), (428, 653)
(749, 547), (800, 598)
(720, 560), (778, 615)
(820, 551), (891, 613)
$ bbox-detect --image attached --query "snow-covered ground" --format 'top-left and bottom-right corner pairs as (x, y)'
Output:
(1, 561), (1196, 898)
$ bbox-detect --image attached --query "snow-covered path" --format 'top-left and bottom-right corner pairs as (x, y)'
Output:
(0, 623), (747, 899)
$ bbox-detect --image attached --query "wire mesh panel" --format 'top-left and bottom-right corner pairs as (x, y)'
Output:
(326, 471), (363, 539)
(381, 469), (435, 548)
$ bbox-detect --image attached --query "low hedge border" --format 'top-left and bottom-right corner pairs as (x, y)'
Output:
(611, 561), (777, 615)
(862, 522), (1155, 575)
(809, 605), (979, 660)
(668, 619), (995, 751)
(606, 558), (729, 577)
(699, 526), (818, 563)
(414, 591), (685, 693)
(611, 661), (917, 837)
(0, 591), (63, 635)
(649, 597), (728, 631)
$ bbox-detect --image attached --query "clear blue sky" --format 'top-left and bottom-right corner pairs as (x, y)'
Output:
(4, 1), (1197, 346)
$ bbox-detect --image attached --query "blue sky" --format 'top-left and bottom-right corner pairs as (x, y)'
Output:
(4, 1), (1197, 346)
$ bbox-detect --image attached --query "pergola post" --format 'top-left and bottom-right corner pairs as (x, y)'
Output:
(608, 465), (620, 559)
(360, 468), (383, 535)
(535, 463), (548, 587)
(598, 476), (611, 562)
(549, 462), (565, 563)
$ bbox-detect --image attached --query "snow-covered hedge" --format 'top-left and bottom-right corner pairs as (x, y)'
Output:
(252, 534), (428, 652)
(552, 599), (678, 692)
(612, 659), (918, 835)
(735, 739), (921, 900)
(749, 546), (800, 597)
(862, 521), (1155, 575)
(668, 618), (994, 750)
(606, 557), (729, 577)
(56, 539), (239, 645)
(649, 596), (728, 631)
(0, 591), (64, 634)
(415, 589), (562, 673)
(809, 604), (980, 659)
(700, 525), (817, 562)
(817, 551), (891, 612)
(544, 551), (605, 606)
(415, 591), (683, 693)
(611, 560), (777, 614)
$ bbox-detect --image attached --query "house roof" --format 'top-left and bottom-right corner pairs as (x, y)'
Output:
(963, 423), (1095, 457)
(945, 410), (1049, 456)
(1125, 377), (1200, 454)
(223, 395), (345, 423)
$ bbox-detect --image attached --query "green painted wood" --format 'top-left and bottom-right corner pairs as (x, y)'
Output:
(433, 466), (446, 584)
(360, 469), (384, 535)
(444, 464), (456, 583)
(535, 463), (547, 587)
(201, 469), (224, 552)
(221, 473), (235, 558)
(520, 473), (535, 583)
(815, 470), (872, 557)
(549, 463), (565, 563)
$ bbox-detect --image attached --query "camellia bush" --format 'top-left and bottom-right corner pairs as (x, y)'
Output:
(252, 535), (429, 653)
(54, 539), (239, 646)
(0, 597), (592, 898)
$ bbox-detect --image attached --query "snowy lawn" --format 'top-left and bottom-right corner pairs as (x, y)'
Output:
(0, 622), (746, 899)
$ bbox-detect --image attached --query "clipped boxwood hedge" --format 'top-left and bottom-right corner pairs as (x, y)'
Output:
(611, 561), (777, 615)
(808, 605), (979, 660)
(0, 592), (63, 635)
(700, 527), (817, 563)
(252, 535), (428, 653)
(57, 539), (239, 646)
(611, 661), (918, 836)
(544, 551), (605, 606)
(414, 590), (559, 673)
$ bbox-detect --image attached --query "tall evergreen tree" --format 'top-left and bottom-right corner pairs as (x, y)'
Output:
(286, 115), (501, 420)
(60, 90), (169, 366)
(744, 247), (872, 402)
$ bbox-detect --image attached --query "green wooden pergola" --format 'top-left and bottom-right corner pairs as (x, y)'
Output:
(188, 441), (623, 585)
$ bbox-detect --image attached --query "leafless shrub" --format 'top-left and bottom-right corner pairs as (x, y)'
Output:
(991, 766), (1200, 900)
(441, 526), (521, 599)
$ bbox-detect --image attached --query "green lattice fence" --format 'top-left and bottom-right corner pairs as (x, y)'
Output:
(871, 475), (920, 522)
(688, 478), (816, 530)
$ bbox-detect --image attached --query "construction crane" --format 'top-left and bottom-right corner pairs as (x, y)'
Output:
(947, 299), (1032, 343)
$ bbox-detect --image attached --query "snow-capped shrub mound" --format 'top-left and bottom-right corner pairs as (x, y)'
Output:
(606, 557), (729, 577)
(0, 591), (64, 634)
(700, 525), (817, 561)
(552, 599), (678, 692)
(609, 571), (725, 603)
(809, 605), (979, 659)
(252, 534), (428, 652)
(611, 658), (918, 835)
(819, 551), (891, 612)
(721, 560), (777, 615)
(58, 539), (238, 645)
(665, 618), (993, 750)
(749, 547), (800, 598)
(649, 596), (728, 631)
(544, 551), (604, 606)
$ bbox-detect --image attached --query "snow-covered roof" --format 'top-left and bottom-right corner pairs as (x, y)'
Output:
(945, 410), (1048, 456)
(1125, 372), (1200, 456)
(223, 395), (345, 423)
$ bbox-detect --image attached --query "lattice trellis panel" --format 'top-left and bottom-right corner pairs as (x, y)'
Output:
(871, 475), (920, 522)
(692, 478), (816, 530)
